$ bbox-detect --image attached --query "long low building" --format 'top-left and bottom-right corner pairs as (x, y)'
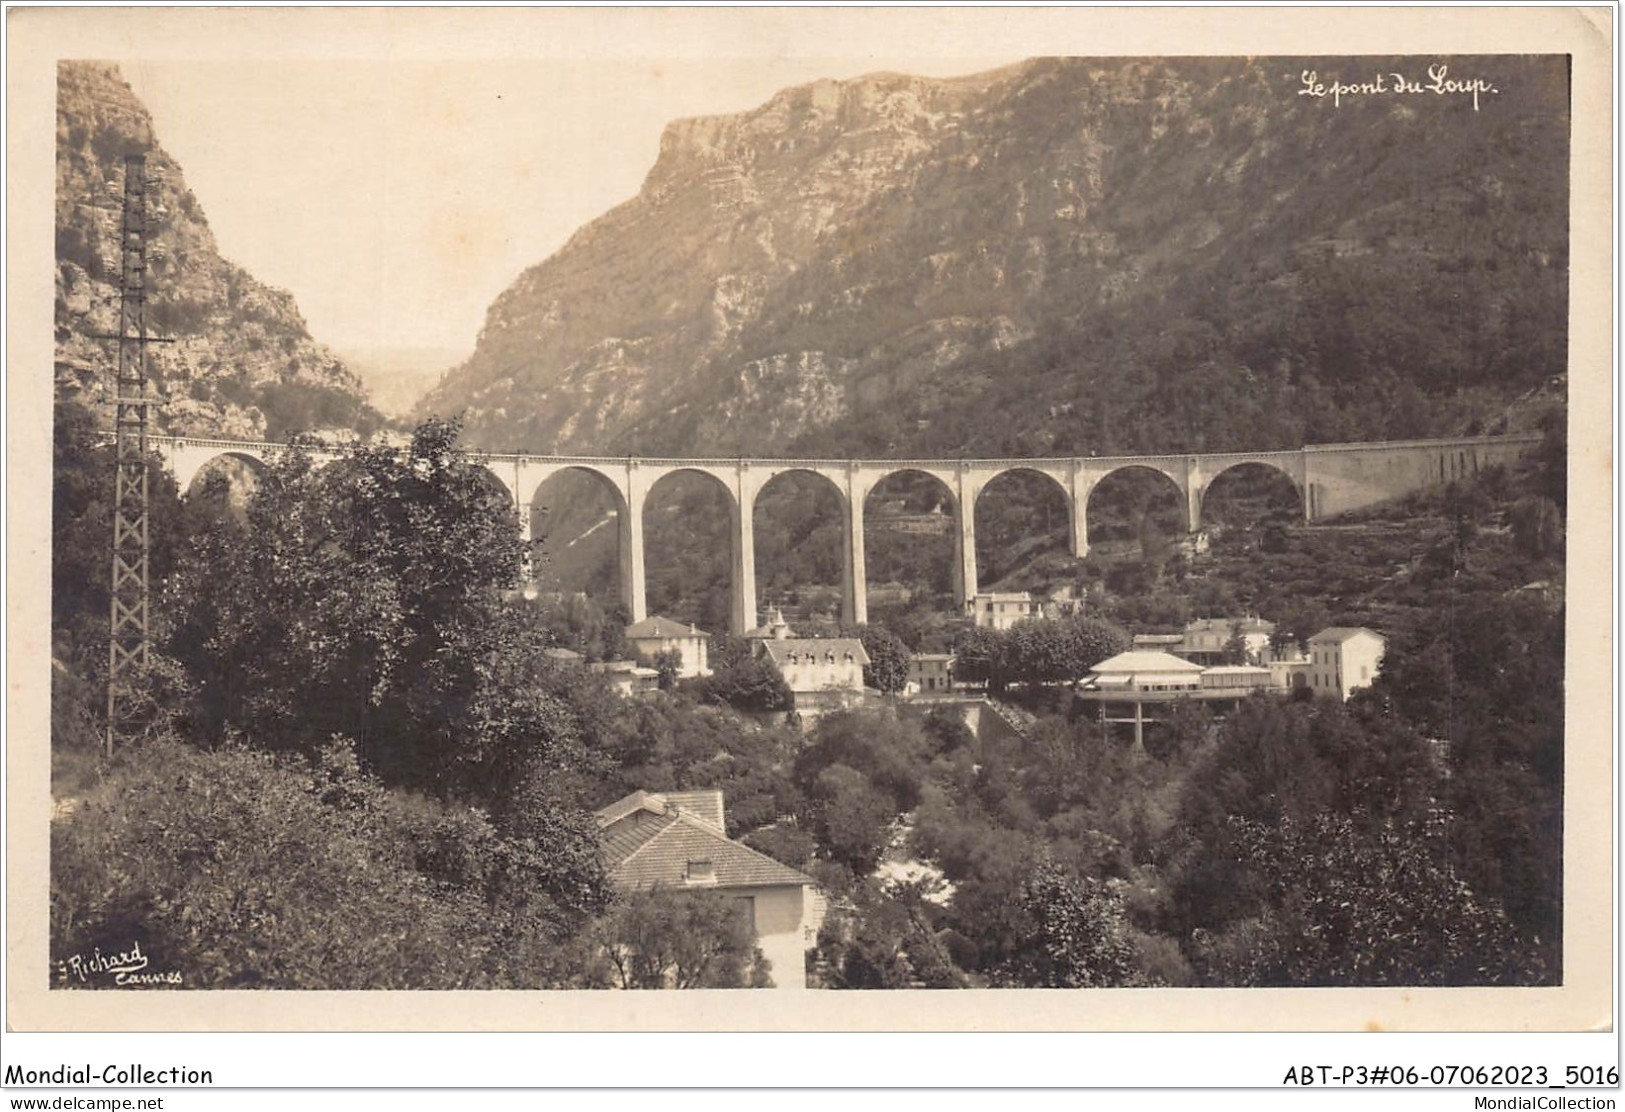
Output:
(1073, 651), (1275, 747)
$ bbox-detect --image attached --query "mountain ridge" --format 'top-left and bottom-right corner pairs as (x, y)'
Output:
(55, 61), (379, 442)
(416, 55), (1567, 460)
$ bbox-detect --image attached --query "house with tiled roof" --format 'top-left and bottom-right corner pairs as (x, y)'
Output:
(624, 615), (711, 679)
(759, 636), (871, 724)
(595, 789), (826, 989)
(760, 638), (868, 693)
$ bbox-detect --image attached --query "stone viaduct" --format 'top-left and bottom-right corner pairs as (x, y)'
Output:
(151, 432), (1541, 634)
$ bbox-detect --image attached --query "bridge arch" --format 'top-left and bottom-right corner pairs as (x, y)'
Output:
(862, 467), (963, 616)
(972, 466), (1074, 591)
(1085, 463), (1191, 556)
(642, 467), (745, 634)
(164, 445), (269, 493)
(177, 450), (270, 498)
(525, 465), (638, 617)
(751, 468), (848, 626)
(1197, 460), (1306, 531)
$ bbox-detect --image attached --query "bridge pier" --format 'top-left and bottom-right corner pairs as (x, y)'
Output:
(1184, 457), (1203, 533)
(954, 467), (983, 608)
(843, 467), (870, 628)
(622, 464), (648, 623)
(731, 463), (758, 634)
(1067, 465), (1091, 559)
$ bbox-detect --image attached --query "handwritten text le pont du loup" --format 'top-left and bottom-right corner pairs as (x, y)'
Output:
(1299, 64), (1498, 110)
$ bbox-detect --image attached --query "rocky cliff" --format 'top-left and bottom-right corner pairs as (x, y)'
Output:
(418, 56), (1568, 458)
(55, 62), (378, 440)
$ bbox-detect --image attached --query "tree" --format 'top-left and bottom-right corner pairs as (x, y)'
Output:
(991, 858), (1145, 988)
(169, 419), (538, 786)
(1222, 621), (1250, 665)
(1509, 495), (1564, 559)
(807, 764), (898, 875)
(1068, 616), (1131, 676)
(950, 625), (1008, 693)
(649, 648), (683, 691)
(164, 419), (618, 912)
(52, 400), (189, 670)
(597, 887), (772, 989)
(1003, 616), (1130, 688)
(696, 653), (794, 714)
(857, 624), (910, 693)
(1191, 814), (1533, 987)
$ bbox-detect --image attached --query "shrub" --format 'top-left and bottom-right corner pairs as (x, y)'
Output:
(50, 736), (592, 989)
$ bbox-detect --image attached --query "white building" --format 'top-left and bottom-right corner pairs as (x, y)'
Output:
(761, 638), (869, 696)
(907, 652), (955, 694)
(624, 615), (711, 678)
(1180, 616), (1275, 665)
(1306, 626), (1386, 700)
(969, 591), (1042, 630)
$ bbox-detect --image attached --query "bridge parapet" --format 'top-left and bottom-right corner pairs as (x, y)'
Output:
(1303, 432), (1542, 455)
(150, 433), (1544, 474)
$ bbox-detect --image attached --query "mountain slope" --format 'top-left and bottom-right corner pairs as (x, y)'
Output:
(55, 61), (379, 440)
(418, 56), (1568, 458)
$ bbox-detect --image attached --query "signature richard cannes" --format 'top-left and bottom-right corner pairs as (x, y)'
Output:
(56, 941), (184, 988)
(1298, 64), (1499, 110)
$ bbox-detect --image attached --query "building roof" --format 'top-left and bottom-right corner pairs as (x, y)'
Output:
(591, 660), (659, 676)
(742, 608), (795, 640)
(1200, 665), (1274, 677)
(973, 591), (1034, 603)
(911, 652), (955, 663)
(543, 647), (585, 663)
(595, 789), (670, 829)
(624, 615), (710, 640)
(761, 638), (870, 667)
(1089, 651), (1206, 675)
(595, 791), (813, 892)
(1309, 626), (1385, 644)
(661, 789), (726, 831)
(1185, 616), (1275, 634)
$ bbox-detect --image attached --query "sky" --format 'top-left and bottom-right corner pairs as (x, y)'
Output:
(121, 55), (1019, 362)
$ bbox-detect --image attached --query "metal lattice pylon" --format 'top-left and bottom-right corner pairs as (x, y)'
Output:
(106, 154), (153, 756)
